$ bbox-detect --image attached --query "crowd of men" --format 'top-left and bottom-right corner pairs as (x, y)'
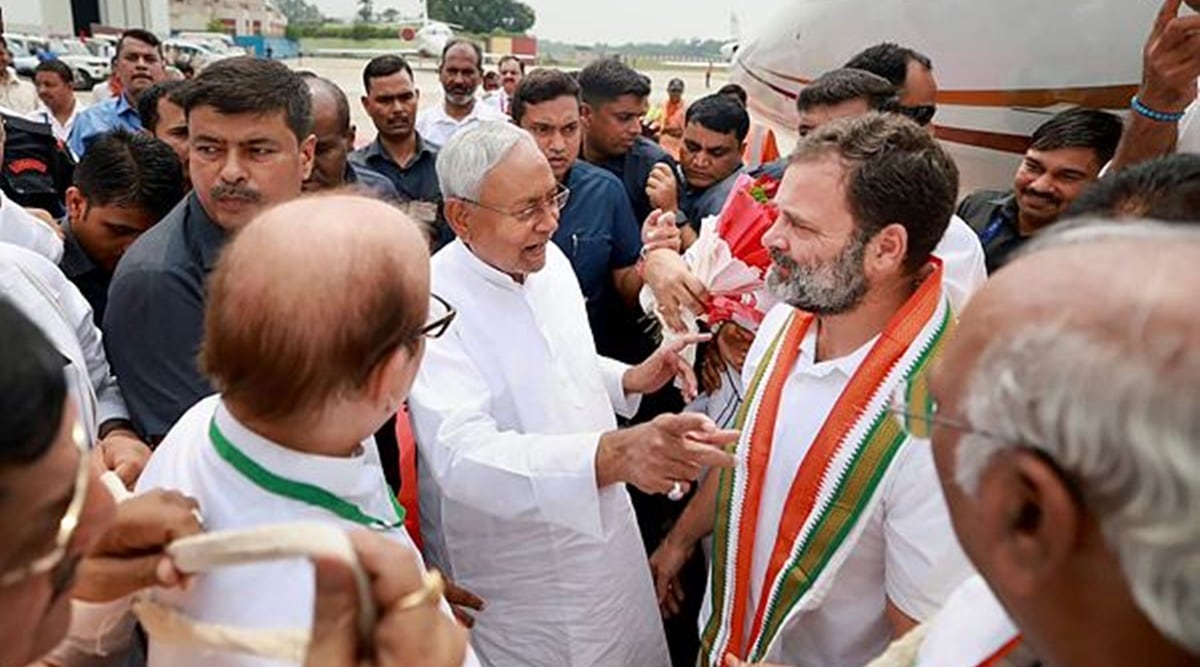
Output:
(1, 0), (1199, 666)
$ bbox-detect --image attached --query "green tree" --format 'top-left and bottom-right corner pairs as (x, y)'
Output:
(206, 18), (228, 33)
(276, 0), (323, 25)
(357, 0), (375, 23)
(428, 0), (536, 34)
(380, 7), (401, 23)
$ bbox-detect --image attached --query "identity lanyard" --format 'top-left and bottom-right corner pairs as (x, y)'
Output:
(209, 417), (406, 530)
(978, 209), (1010, 247)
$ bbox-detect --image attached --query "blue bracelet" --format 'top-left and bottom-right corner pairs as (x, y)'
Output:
(1131, 95), (1187, 123)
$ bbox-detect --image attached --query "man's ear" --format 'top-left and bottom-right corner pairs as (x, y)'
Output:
(580, 102), (593, 128)
(443, 198), (473, 241)
(299, 133), (317, 181)
(65, 186), (87, 226)
(865, 223), (909, 278)
(362, 343), (417, 414)
(981, 448), (1083, 598)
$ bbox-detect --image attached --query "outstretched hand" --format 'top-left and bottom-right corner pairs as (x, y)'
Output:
(624, 332), (711, 401)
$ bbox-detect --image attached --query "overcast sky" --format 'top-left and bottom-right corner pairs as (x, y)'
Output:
(309, 0), (792, 44)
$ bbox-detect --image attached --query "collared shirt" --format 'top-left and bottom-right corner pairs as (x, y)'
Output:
(592, 136), (680, 224)
(57, 218), (110, 325)
(0, 241), (128, 444)
(29, 101), (84, 145)
(956, 189), (1025, 273)
(717, 303), (971, 667)
(67, 93), (142, 158)
(415, 99), (508, 149)
(682, 166), (744, 226)
(0, 68), (38, 114)
(350, 135), (451, 248)
(409, 239), (669, 667)
(104, 193), (226, 440)
(554, 160), (643, 360)
(135, 395), (479, 667)
(343, 160), (400, 200)
(0, 187), (63, 262)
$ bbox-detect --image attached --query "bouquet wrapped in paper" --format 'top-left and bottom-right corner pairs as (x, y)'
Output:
(640, 173), (782, 363)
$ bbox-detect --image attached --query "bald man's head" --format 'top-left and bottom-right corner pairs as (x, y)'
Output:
(202, 194), (431, 421)
(931, 220), (1200, 661)
(304, 76), (355, 192)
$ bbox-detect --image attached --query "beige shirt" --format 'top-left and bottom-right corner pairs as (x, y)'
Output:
(0, 68), (38, 114)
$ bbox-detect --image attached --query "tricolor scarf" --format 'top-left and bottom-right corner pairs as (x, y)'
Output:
(700, 262), (952, 666)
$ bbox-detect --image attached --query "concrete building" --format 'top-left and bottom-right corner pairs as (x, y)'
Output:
(171, 0), (287, 37)
(1, 0), (170, 36)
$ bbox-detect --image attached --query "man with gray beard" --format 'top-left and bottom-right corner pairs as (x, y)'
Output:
(650, 113), (973, 667)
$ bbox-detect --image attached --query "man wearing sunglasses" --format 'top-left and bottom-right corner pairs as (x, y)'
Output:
(844, 42), (939, 131)
(410, 121), (738, 667)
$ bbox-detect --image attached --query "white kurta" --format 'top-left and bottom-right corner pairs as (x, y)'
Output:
(935, 215), (988, 313)
(409, 240), (670, 667)
(0, 241), (127, 444)
(136, 395), (478, 667)
(414, 100), (508, 148)
(0, 188), (64, 263)
(706, 303), (972, 667)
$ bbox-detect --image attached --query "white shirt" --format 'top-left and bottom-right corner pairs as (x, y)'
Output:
(136, 395), (478, 667)
(415, 98), (509, 148)
(934, 215), (988, 313)
(0, 242), (128, 444)
(29, 100), (85, 145)
(0, 188), (63, 263)
(1176, 92), (1200, 154)
(409, 240), (670, 667)
(0, 68), (38, 114)
(730, 303), (972, 667)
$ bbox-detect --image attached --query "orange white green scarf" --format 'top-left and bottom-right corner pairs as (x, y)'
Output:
(700, 262), (952, 666)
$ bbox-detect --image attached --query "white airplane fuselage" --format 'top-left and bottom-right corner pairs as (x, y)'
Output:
(733, 0), (1157, 191)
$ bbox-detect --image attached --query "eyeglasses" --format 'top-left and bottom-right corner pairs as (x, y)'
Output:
(461, 184), (571, 224)
(417, 293), (456, 340)
(0, 420), (91, 589)
(898, 104), (937, 127)
(885, 385), (1088, 505)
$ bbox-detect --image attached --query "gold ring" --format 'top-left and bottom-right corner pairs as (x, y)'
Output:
(395, 570), (446, 612)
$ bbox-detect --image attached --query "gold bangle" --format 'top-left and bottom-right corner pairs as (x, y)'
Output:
(394, 570), (445, 612)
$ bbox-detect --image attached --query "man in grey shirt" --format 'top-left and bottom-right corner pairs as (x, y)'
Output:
(104, 57), (316, 440)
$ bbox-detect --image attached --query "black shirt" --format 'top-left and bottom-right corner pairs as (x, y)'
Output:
(956, 189), (1025, 273)
(58, 219), (110, 325)
(103, 193), (225, 440)
(592, 136), (681, 224)
(350, 134), (452, 249)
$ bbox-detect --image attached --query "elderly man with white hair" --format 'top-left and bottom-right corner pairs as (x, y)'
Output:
(408, 121), (739, 667)
(897, 220), (1200, 667)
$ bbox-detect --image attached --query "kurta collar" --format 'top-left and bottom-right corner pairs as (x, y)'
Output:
(796, 323), (878, 379)
(447, 237), (532, 293)
(213, 398), (372, 498)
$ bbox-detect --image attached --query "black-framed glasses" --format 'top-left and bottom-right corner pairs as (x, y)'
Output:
(898, 104), (937, 127)
(0, 420), (90, 589)
(460, 184), (570, 225)
(417, 293), (456, 340)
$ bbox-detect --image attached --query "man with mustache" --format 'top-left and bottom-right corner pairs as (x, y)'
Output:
(353, 55), (448, 248)
(68, 29), (167, 159)
(415, 40), (506, 150)
(104, 57), (315, 442)
(957, 107), (1123, 272)
(650, 114), (972, 667)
